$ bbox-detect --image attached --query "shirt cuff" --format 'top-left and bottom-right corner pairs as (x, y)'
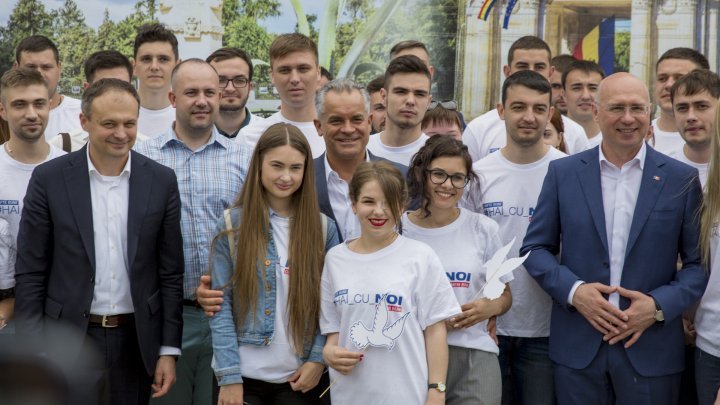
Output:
(568, 280), (585, 306)
(159, 346), (181, 356)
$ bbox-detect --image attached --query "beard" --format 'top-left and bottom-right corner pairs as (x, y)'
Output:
(219, 103), (244, 113)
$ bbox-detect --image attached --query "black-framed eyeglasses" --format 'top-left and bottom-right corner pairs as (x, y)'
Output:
(425, 169), (469, 189)
(428, 100), (458, 111)
(219, 76), (250, 89)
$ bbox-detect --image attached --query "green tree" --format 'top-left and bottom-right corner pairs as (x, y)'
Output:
(54, 0), (96, 93)
(224, 16), (275, 93)
(241, 0), (281, 22)
(296, 14), (319, 46)
(95, 9), (118, 52)
(106, 0), (158, 60)
(0, 0), (55, 74)
(222, 0), (241, 28)
(615, 31), (630, 73)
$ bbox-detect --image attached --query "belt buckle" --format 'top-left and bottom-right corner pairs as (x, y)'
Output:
(101, 315), (117, 328)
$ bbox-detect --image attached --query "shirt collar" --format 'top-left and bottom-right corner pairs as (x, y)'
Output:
(216, 108), (253, 138)
(599, 140), (646, 170)
(324, 150), (371, 183)
(160, 123), (228, 150)
(86, 146), (132, 177)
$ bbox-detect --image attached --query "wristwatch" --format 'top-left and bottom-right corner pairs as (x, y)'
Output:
(652, 296), (665, 323)
(428, 382), (446, 393)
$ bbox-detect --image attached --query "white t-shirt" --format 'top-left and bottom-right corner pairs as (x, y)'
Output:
(694, 224), (720, 357)
(470, 147), (566, 337)
(666, 146), (708, 188)
(138, 105), (176, 139)
(463, 109), (588, 162)
(237, 213), (302, 382)
(588, 132), (603, 148)
(0, 218), (16, 290)
(320, 235), (460, 405)
(651, 118), (685, 155)
(401, 208), (510, 353)
(366, 132), (428, 166)
(238, 111), (325, 158)
(45, 95), (82, 140)
(0, 144), (65, 280)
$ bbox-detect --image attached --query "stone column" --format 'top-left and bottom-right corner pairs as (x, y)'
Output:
(655, 0), (698, 55)
(706, 0), (720, 71)
(629, 0), (653, 83)
(158, 0), (223, 60)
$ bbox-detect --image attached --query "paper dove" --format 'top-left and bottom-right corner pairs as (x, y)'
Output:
(482, 237), (530, 299)
(349, 294), (410, 351)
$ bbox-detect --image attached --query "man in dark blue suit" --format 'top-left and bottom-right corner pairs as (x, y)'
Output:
(521, 72), (707, 404)
(313, 78), (407, 241)
(14, 79), (184, 404)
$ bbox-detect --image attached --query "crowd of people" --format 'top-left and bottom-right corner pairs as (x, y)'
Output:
(0, 20), (718, 405)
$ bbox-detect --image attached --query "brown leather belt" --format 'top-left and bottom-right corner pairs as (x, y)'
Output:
(88, 313), (133, 328)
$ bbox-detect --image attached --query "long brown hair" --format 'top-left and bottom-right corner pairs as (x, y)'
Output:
(224, 122), (324, 354)
(700, 101), (720, 266)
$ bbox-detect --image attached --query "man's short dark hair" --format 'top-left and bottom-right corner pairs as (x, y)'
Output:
(367, 75), (385, 94)
(656, 47), (710, 70)
(15, 35), (59, 64)
(508, 36), (552, 66)
(82, 78), (140, 119)
(320, 66), (333, 81)
(501, 70), (552, 105)
(551, 54), (577, 74)
(206, 47), (254, 81)
(562, 60), (606, 89)
(133, 23), (179, 60)
(389, 40), (429, 59)
(384, 55), (431, 89)
(670, 69), (720, 103)
(0, 68), (48, 104)
(84, 50), (133, 83)
(269, 33), (318, 67)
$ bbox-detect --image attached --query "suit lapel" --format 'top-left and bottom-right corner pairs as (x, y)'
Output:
(313, 154), (337, 223)
(625, 149), (666, 256)
(127, 151), (151, 269)
(577, 151), (609, 255)
(64, 147), (95, 270)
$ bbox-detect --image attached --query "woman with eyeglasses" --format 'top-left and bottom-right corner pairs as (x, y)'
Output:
(422, 100), (464, 141)
(403, 135), (512, 405)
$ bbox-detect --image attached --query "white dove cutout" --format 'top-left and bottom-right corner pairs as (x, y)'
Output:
(349, 294), (410, 351)
(481, 237), (530, 299)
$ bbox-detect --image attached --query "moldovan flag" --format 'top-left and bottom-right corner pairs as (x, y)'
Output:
(572, 17), (615, 75)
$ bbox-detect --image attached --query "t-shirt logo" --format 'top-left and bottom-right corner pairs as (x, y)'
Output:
(0, 200), (20, 215)
(349, 294), (410, 351)
(446, 271), (471, 288)
(483, 202), (535, 221)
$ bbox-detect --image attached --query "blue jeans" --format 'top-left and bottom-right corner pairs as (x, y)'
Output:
(696, 347), (720, 405)
(498, 336), (555, 405)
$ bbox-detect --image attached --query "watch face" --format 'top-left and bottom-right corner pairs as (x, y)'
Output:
(438, 383), (446, 392)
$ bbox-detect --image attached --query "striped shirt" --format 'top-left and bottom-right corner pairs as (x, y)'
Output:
(134, 125), (250, 299)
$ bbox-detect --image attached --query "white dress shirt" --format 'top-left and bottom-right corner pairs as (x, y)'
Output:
(87, 150), (133, 315)
(324, 153), (370, 240)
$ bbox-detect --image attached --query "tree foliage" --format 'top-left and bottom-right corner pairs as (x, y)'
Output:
(0, 0), (55, 74)
(615, 31), (630, 73)
(54, 0), (96, 93)
(224, 16), (275, 87)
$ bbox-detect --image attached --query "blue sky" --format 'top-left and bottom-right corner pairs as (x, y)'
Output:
(0, 0), (325, 33)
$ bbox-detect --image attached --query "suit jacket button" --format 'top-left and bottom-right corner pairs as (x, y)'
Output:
(603, 262), (609, 268)
(82, 311), (89, 318)
(90, 276), (95, 283)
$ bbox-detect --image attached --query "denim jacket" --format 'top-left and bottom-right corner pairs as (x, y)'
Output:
(210, 207), (339, 385)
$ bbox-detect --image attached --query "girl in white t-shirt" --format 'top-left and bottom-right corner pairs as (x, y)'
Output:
(320, 161), (460, 405)
(404, 136), (512, 405)
(209, 123), (339, 405)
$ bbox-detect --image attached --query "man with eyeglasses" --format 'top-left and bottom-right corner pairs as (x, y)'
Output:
(468, 70), (565, 405)
(521, 72), (706, 404)
(135, 59), (250, 405)
(207, 47), (263, 138)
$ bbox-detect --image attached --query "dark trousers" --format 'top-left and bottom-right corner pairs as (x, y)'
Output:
(242, 374), (328, 405)
(71, 320), (153, 405)
(554, 342), (681, 405)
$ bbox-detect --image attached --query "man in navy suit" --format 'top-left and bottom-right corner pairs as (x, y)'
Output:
(520, 72), (707, 404)
(313, 78), (407, 241)
(14, 78), (184, 404)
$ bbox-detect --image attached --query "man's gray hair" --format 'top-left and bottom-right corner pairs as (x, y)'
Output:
(315, 78), (370, 118)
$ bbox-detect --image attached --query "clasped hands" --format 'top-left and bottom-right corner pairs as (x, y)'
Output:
(572, 283), (657, 348)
